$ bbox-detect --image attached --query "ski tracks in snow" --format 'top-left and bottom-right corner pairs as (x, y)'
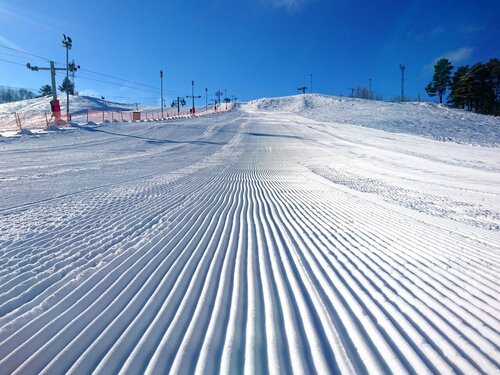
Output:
(0, 108), (499, 374)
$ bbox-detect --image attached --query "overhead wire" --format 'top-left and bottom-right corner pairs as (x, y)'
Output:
(0, 58), (26, 67)
(0, 42), (189, 98)
(0, 44), (51, 62)
(76, 75), (159, 93)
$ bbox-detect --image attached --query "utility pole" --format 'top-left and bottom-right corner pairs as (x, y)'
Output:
(27, 61), (68, 121)
(160, 70), (164, 118)
(62, 34), (72, 121)
(210, 99), (218, 111)
(205, 87), (208, 111)
(369, 78), (372, 99)
(172, 97), (186, 115)
(400, 64), (406, 102)
(215, 90), (223, 106)
(186, 81), (202, 114)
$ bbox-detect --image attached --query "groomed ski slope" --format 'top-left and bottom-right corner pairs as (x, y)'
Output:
(0, 96), (499, 374)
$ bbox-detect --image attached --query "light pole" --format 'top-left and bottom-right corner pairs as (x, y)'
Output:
(400, 64), (406, 102)
(186, 81), (201, 114)
(160, 70), (164, 118)
(205, 87), (208, 111)
(62, 34), (72, 121)
(27, 61), (67, 121)
(215, 90), (223, 106)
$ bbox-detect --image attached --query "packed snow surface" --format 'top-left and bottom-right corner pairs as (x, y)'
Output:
(0, 95), (499, 374)
(252, 94), (500, 146)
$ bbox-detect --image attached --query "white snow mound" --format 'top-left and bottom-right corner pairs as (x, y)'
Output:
(249, 94), (500, 146)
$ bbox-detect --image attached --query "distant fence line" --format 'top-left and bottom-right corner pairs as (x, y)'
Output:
(0, 103), (234, 134)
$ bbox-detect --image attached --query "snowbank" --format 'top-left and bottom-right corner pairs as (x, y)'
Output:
(249, 94), (500, 146)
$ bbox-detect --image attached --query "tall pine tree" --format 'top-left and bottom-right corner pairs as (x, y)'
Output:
(425, 58), (454, 103)
(39, 84), (53, 97)
(448, 65), (470, 109)
(59, 76), (75, 95)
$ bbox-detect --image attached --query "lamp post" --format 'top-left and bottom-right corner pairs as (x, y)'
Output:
(400, 64), (406, 102)
(27, 61), (67, 121)
(62, 34), (72, 121)
(186, 81), (201, 114)
(160, 70), (164, 118)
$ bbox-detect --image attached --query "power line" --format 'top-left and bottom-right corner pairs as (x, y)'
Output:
(77, 69), (185, 96)
(0, 43), (51, 62)
(0, 51), (46, 62)
(0, 42), (187, 97)
(0, 58), (26, 67)
(79, 67), (159, 91)
(76, 75), (160, 93)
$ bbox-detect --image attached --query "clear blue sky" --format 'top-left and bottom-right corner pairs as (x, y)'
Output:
(0, 0), (498, 105)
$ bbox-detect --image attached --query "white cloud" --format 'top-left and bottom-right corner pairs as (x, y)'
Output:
(267, 0), (311, 11)
(444, 47), (474, 63)
(0, 3), (55, 32)
(0, 35), (25, 51)
(424, 47), (474, 72)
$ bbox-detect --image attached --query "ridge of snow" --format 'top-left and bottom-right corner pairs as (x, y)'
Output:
(248, 94), (500, 146)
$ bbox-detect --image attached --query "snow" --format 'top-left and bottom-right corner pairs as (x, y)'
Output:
(0, 95), (136, 115)
(0, 95), (198, 135)
(250, 94), (500, 146)
(0, 94), (499, 374)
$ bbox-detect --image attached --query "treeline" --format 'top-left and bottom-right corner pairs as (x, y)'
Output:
(426, 58), (499, 115)
(449, 59), (499, 115)
(1, 80), (76, 104)
(0, 86), (36, 104)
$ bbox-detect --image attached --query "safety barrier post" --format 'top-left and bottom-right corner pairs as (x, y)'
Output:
(44, 112), (49, 127)
(102, 111), (105, 122)
(15, 112), (22, 130)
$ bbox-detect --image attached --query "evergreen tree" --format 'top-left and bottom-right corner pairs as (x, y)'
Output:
(425, 58), (454, 103)
(468, 62), (490, 114)
(448, 65), (470, 109)
(486, 58), (500, 115)
(39, 84), (53, 97)
(446, 59), (499, 115)
(59, 76), (75, 95)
